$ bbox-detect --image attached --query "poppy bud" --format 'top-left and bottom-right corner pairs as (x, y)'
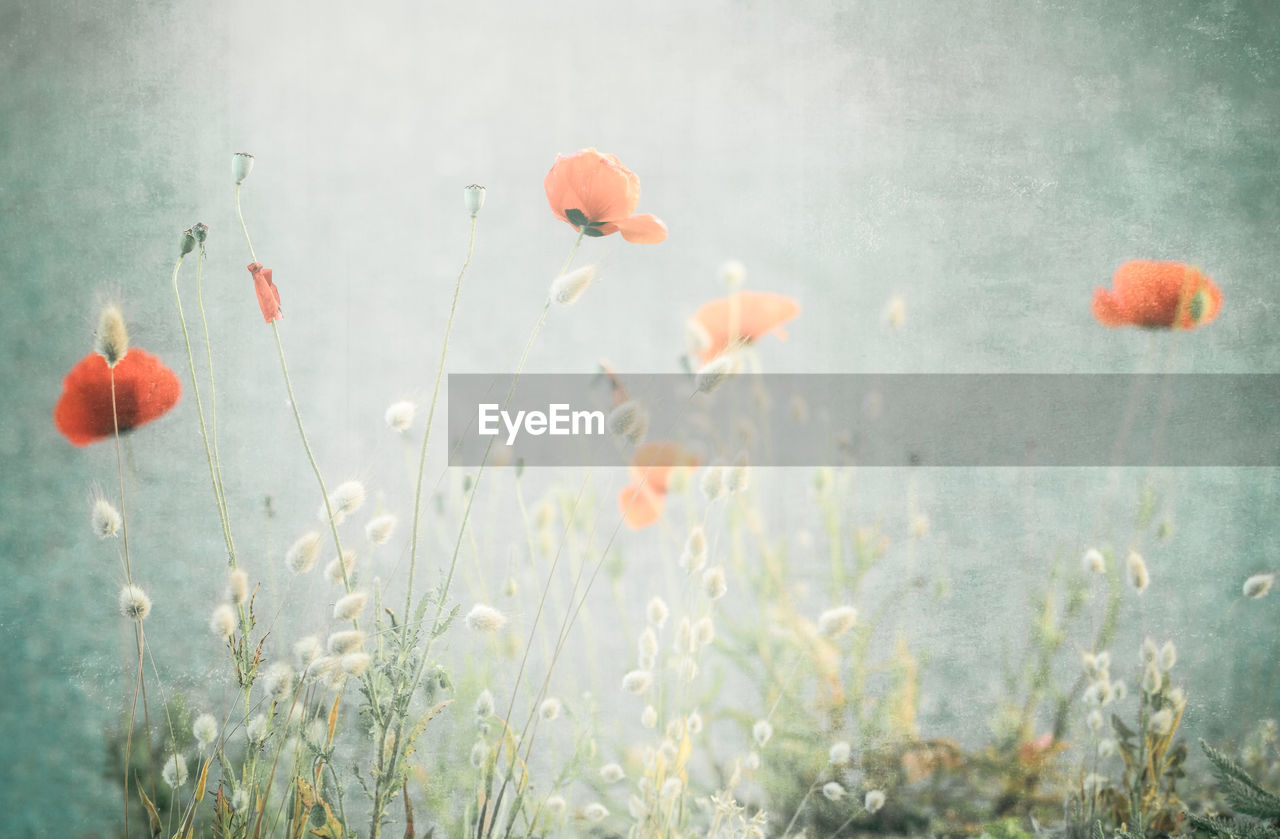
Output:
(233, 152), (254, 185)
(179, 229), (197, 257)
(464, 184), (486, 217)
(192, 222), (209, 245)
(96, 304), (130, 368)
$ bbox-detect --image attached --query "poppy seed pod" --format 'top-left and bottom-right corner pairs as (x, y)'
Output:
(464, 184), (485, 217)
(233, 152), (254, 185)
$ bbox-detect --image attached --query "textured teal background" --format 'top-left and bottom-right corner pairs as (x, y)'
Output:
(2, 1), (1278, 834)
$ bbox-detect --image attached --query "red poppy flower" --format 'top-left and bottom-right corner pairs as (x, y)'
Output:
(1092, 261), (1222, 330)
(617, 441), (700, 529)
(248, 262), (282, 323)
(688, 291), (801, 364)
(54, 349), (181, 446)
(544, 149), (668, 244)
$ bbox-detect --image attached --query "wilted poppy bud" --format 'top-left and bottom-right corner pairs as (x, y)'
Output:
(233, 152), (254, 185)
(464, 184), (486, 217)
(180, 229), (197, 256)
(192, 222), (209, 245)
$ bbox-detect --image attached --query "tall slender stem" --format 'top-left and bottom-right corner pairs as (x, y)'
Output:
(405, 214), (479, 636)
(194, 245), (231, 534)
(236, 184), (257, 264)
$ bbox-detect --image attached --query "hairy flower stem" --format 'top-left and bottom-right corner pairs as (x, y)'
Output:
(194, 246), (231, 538)
(404, 213), (479, 641)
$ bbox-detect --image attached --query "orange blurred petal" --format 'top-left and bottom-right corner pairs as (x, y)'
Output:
(612, 213), (668, 244)
(54, 350), (181, 446)
(691, 291), (801, 363)
(629, 441), (701, 493)
(619, 482), (665, 529)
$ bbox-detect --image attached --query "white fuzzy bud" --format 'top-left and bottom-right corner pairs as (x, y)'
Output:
(539, 697), (562, 721)
(227, 569), (249, 605)
(286, 532), (322, 574)
(92, 499), (122, 538)
(752, 719), (773, 747)
(641, 705), (658, 729)
(323, 481), (366, 525)
(622, 670), (653, 695)
(702, 565), (727, 600)
(700, 467), (725, 501)
(1148, 709), (1174, 736)
(1126, 550), (1150, 593)
(1082, 548), (1106, 574)
(365, 514), (397, 545)
(162, 754), (188, 788)
(600, 763), (625, 783)
(384, 400), (416, 432)
(465, 603), (507, 633)
(118, 585), (152, 621)
(333, 591), (369, 621)
(695, 355), (736, 394)
(549, 264), (597, 305)
(817, 605), (857, 639)
(829, 741), (851, 764)
(1244, 572), (1275, 600)
(193, 713), (218, 747)
(646, 596), (669, 628)
(864, 790), (886, 814)
(822, 782), (845, 802)
(210, 604), (236, 638)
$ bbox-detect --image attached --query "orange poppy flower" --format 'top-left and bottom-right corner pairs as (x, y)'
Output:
(54, 349), (181, 446)
(248, 262), (282, 323)
(1092, 261), (1222, 330)
(544, 149), (667, 244)
(617, 441), (700, 529)
(688, 291), (801, 364)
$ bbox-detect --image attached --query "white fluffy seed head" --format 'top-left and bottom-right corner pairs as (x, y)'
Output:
(246, 714), (267, 745)
(193, 713), (218, 748)
(864, 790), (886, 814)
(293, 636), (322, 669)
(752, 719), (773, 747)
(702, 566), (728, 600)
(720, 260), (747, 288)
(1148, 709), (1174, 736)
(327, 630), (365, 655)
(286, 532), (322, 574)
(687, 712), (704, 734)
(539, 697), (562, 721)
(822, 782), (845, 802)
(384, 400), (416, 432)
(693, 616), (715, 648)
(1126, 550), (1150, 593)
(92, 498), (122, 538)
(1098, 738), (1117, 758)
(646, 596), (669, 628)
(333, 591), (369, 622)
(661, 777), (683, 799)
(638, 627), (659, 661)
(118, 585), (152, 620)
(723, 456), (750, 494)
(608, 400), (644, 438)
(1244, 572), (1274, 600)
(829, 741), (851, 764)
(700, 467), (725, 501)
(474, 689), (495, 718)
(817, 605), (857, 639)
(1082, 548), (1106, 575)
(341, 652), (371, 676)
(227, 569), (249, 605)
(162, 753), (188, 789)
(466, 604), (507, 633)
(365, 514), (397, 545)
(210, 604), (236, 638)
(1142, 663), (1162, 694)
(1086, 709), (1104, 733)
(583, 803), (609, 823)
(262, 663), (294, 702)
(324, 551), (358, 586)
(323, 481), (366, 525)
(600, 762), (625, 783)
(695, 355), (737, 394)
(96, 303), (130, 367)
(622, 670), (653, 695)
(641, 705), (658, 729)
(1159, 641), (1177, 671)
(545, 795), (566, 816)
(549, 264), (598, 305)
(681, 527), (708, 573)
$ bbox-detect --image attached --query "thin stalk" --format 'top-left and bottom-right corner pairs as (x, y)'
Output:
(194, 244), (231, 533)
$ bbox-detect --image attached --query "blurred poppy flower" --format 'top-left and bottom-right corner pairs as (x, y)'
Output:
(1092, 260), (1221, 330)
(617, 441), (700, 529)
(54, 349), (181, 446)
(248, 262), (282, 323)
(544, 149), (667, 244)
(688, 291), (801, 364)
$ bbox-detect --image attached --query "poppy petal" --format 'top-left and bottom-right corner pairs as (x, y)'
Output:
(54, 350), (181, 446)
(612, 213), (668, 245)
(545, 149), (644, 230)
(618, 482), (665, 529)
(248, 262), (282, 323)
(692, 292), (802, 362)
(1090, 288), (1129, 327)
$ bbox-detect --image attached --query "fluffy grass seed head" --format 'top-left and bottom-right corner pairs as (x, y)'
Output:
(324, 550), (358, 585)
(323, 481), (366, 525)
(1082, 548), (1106, 574)
(545, 795), (566, 816)
(341, 652), (371, 676)
(1126, 550), (1150, 593)
(638, 627), (659, 661)
(865, 790), (886, 814)
(1244, 572), (1274, 599)
(829, 741), (851, 764)
(817, 605), (857, 639)
(262, 662), (294, 702)
(92, 498), (122, 538)
(162, 753), (188, 788)
(600, 762), (625, 783)
(608, 400), (646, 440)
(681, 526), (708, 573)
(687, 711), (704, 734)
(246, 714), (267, 746)
(622, 669), (653, 695)
(293, 636), (322, 669)
(1098, 738), (1118, 758)
(95, 303), (129, 367)
(333, 590), (369, 621)
(549, 264), (598, 305)
(641, 705), (658, 729)
(286, 532), (322, 574)
(1148, 708), (1174, 736)
(753, 719), (773, 747)
(365, 513), (397, 545)
(474, 689), (495, 718)
(1159, 640), (1177, 671)
(1142, 662), (1162, 695)
(695, 354), (737, 394)
(1142, 636), (1159, 664)
(724, 454), (750, 493)
(700, 467), (725, 501)
(327, 630), (365, 655)
(693, 616), (715, 648)
(539, 697), (562, 721)
(210, 603), (236, 638)
(466, 603), (507, 633)
(1087, 709), (1104, 733)
(661, 777), (683, 799)
(822, 782), (845, 802)
(118, 584), (152, 620)
(193, 713), (218, 748)
(385, 400), (416, 432)
(583, 803), (609, 823)
(646, 596), (669, 628)
(702, 565), (728, 600)
(227, 568), (249, 605)
(721, 259), (747, 288)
